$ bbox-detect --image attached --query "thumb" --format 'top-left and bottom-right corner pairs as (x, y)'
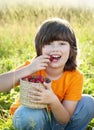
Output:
(43, 79), (52, 90)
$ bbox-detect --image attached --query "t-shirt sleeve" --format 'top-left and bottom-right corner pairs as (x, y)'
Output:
(64, 73), (83, 101)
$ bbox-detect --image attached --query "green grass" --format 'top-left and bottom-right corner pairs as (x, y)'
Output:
(0, 4), (94, 129)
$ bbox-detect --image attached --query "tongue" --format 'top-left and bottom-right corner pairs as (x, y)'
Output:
(53, 57), (59, 62)
(50, 55), (61, 62)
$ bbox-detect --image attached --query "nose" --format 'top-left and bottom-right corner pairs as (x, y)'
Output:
(52, 45), (59, 51)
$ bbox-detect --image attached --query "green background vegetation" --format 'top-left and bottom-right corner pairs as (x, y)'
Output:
(0, 2), (94, 130)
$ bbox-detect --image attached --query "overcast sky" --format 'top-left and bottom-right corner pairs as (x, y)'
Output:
(0, 0), (94, 9)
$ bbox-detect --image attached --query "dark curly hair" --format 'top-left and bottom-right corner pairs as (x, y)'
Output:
(35, 18), (78, 71)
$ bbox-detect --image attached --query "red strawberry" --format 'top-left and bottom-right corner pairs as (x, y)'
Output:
(27, 75), (32, 81)
(29, 76), (36, 82)
(29, 78), (36, 82)
(38, 75), (45, 83)
(22, 75), (32, 81)
(50, 55), (53, 61)
(35, 80), (40, 83)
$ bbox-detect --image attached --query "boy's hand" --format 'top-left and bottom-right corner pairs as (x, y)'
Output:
(28, 81), (57, 105)
(29, 55), (50, 73)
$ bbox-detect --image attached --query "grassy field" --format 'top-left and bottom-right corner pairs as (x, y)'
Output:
(0, 3), (94, 129)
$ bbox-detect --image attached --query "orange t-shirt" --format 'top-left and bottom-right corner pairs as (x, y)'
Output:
(10, 60), (83, 115)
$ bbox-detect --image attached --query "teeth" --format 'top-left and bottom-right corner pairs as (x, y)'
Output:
(52, 55), (60, 58)
(51, 55), (61, 60)
(53, 56), (59, 58)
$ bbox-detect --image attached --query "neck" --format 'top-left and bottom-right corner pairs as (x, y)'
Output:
(46, 67), (64, 80)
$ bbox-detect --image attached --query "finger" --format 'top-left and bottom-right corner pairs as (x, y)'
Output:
(39, 55), (50, 62)
(29, 95), (41, 101)
(29, 85), (44, 93)
(30, 99), (42, 103)
(41, 58), (50, 63)
(29, 90), (41, 96)
(41, 63), (49, 68)
(43, 82), (52, 90)
(40, 55), (50, 59)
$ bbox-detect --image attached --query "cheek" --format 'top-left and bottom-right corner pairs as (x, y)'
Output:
(61, 46), (70, 52)
(42, 47), (50, 54)
(62, 46), (70, 58)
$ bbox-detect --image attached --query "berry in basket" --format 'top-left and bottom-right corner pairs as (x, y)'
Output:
(22, 75), (51, 83)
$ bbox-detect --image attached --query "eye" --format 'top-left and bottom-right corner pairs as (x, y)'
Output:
(60, 42), (66, 45)
(60, 41), (69, 45)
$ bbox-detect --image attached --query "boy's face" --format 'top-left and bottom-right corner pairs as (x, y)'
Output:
(42, 40), (70, 69)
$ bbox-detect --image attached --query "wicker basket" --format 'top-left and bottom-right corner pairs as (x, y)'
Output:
(20, 79), (47, 109)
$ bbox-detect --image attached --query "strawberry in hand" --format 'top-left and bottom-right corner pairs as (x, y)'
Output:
(49, 55), (54, 62)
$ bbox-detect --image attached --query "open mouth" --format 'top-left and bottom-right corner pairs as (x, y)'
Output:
(50, 55), (61, 62)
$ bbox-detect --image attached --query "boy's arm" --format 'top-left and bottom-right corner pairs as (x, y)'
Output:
(50, 97), (78, 124)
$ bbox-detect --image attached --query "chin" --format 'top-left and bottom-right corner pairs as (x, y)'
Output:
(48, 64), (62, 69)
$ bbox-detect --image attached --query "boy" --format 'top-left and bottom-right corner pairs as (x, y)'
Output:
(0, 18), (94, 130)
